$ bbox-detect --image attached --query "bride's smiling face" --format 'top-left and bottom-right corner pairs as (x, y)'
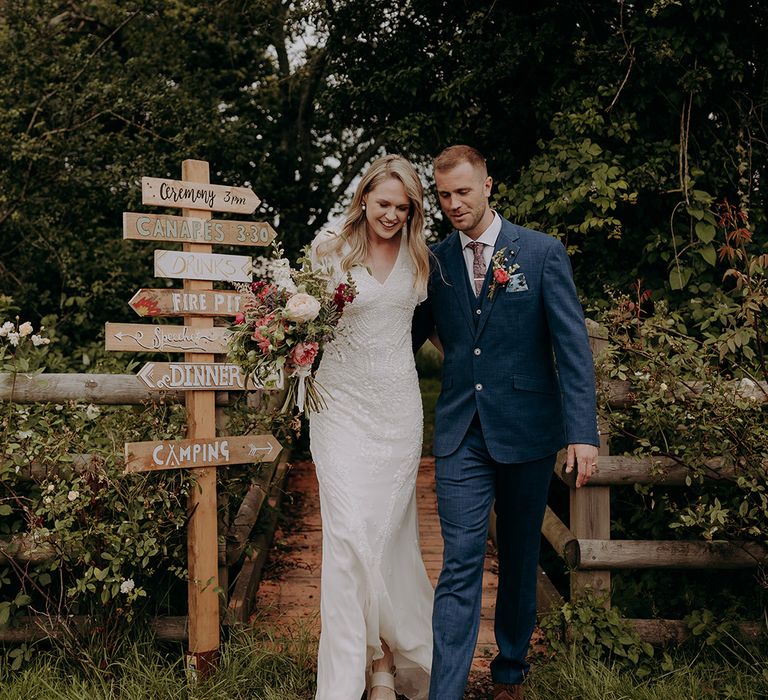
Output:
(363, 177), (410, 242)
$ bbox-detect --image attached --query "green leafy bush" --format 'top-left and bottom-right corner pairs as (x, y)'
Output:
(539, 594), (655, 676)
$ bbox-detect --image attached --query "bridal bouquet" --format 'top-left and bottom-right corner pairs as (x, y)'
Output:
(227, 242), (356, 417)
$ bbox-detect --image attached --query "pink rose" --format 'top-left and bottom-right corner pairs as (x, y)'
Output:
(494, 268), (510, 285)
(235, 312), (245, 324)
(290, 341), (319, 367)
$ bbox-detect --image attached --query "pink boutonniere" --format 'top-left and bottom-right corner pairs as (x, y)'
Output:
(487, 248), (520, 299)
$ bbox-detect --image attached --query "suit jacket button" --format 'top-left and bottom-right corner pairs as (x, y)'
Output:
(475, 308), (482, 315)
(475, 383), (483, 391)
(474, 348), (481, 356)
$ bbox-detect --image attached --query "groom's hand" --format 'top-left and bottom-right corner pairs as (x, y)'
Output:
(565, 443), (599, 488)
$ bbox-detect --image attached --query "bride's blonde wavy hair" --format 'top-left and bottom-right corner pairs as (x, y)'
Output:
(317, 154), (430, 297)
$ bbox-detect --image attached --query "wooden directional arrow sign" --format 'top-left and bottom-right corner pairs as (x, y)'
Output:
(154, 250), (252, 283)
(124, 434), (282, 474)
(105, 322), (230, 353)
(128, 289), (243, 318)
(123, 213), (276, 247)
(137, 362), (270, 391)
(142, 177), (260, 214)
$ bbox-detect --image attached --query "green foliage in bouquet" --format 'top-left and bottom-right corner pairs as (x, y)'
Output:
(227, 242), (356, 420)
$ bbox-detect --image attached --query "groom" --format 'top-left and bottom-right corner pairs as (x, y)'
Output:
(413, 145), (599, 700)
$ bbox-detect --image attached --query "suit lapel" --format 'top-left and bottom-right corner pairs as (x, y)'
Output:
(475, 220), (520, 339)
(440, 231), (475, 333)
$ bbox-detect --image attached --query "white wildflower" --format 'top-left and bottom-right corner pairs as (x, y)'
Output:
(17, 429), (33, 439)
(7, 332), (20, 347)
(67, 490), (79, 501)
(85, 404), (100, 420)
(659, 382), (668, 391)
(120, 579), (135, 594)
(250, 256), (271, 278)
(0, 321), (13, 337)
(18, 322), (33, 337)
(31, 334), (49, 346)
(47, 483), (55, 492)
(44, 497), (52, 505)
(271, 258), (298, 294)
(14, 466), (20, 473)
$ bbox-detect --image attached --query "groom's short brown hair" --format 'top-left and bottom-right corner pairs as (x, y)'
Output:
(433, 145), (487, 177)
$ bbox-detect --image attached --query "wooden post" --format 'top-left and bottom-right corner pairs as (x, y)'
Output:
(105, 160), (279, 676)
(181, 159), (220, 675)
(569, 321), (611, 603)
(216, 398), (230, 617)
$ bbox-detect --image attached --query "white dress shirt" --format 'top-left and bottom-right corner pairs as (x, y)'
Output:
(458, 212), (501, 291)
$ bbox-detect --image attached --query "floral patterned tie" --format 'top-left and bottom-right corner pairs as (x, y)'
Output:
(466, 241), (487, 296)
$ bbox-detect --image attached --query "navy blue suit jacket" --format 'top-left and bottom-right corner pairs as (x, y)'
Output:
(413, 217), (599, 463)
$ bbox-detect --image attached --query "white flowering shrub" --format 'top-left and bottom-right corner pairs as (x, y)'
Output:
(0, 395), (193, 630)
(592, 291), (768, 630)
(0, 310), (277, 656)
(0, 318), (51, 374)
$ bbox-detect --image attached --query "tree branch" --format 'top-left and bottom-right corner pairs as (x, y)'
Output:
(25, 8), (142, 137)
(331, 133), (388, 204)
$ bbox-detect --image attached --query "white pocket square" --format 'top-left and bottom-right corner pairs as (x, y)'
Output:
(506, 272), (528, 292)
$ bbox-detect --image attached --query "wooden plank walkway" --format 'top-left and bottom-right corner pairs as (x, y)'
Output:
(256, 456), (499, 673)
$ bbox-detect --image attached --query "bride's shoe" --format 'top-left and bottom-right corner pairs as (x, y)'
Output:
(368, 669), (396, 700)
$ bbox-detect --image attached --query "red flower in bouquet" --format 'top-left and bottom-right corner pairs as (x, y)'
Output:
(333, 283), (355, 312)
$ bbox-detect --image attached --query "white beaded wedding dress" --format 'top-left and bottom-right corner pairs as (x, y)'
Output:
(309, 231), (433, 700)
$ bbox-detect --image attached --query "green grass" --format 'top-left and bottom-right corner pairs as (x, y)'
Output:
(0, 623), (316, 700)
(3, 624), (767, 699)
(523, 643), (768, 699)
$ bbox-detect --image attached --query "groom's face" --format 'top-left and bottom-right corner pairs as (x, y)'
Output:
(435, 160), (493, 238)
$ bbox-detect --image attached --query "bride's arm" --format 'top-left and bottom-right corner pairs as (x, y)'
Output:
(309, 230), (345, 290)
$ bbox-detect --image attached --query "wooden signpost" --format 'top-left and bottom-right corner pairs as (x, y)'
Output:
(154, 250), (253, 283)
(104, 322), (230, 353)
(125, 435), (281, 473)
(128, 289), (243, 317)
(136, 362), (276, 391)
(107, 160), (282, 677)
(123, 212), (276, 246)
(141, 176), (261, 214)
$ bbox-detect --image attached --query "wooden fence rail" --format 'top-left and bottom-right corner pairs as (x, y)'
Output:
(0, 371), (287, 643)
(545, 321), (768, 642)
(0, 372), (231, 405)
(5, 349), (768, 645)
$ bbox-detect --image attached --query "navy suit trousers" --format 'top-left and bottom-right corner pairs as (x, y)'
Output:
(429, 416), (555, 699)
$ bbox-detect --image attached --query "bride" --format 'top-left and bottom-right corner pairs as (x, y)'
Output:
(309, 154), (433, 700)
